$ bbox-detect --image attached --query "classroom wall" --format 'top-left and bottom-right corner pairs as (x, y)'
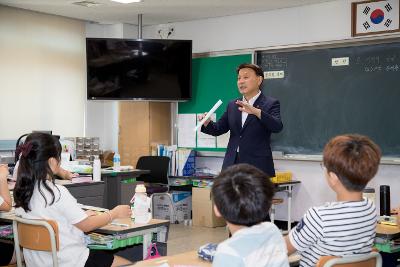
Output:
(143, 0), (352, 53)
(142, 0), (400, 221)
(0, 6), (86, 139)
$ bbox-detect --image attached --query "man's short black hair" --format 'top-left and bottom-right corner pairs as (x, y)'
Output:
(237, 63), (264, 77)
(211, 163), (275, 227)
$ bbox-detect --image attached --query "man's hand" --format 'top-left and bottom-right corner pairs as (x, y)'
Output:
(198, 112), (211, 127)
(236, 100), (261, 119)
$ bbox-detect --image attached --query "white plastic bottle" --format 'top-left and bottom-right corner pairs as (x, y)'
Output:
(92, 155), (101, 182)
(131, 184), (151, 224)
(113, 152), (120, 171)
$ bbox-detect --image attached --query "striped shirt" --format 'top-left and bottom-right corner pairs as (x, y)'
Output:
(213, 222), (289, 267)
(289, 198), (377, 267)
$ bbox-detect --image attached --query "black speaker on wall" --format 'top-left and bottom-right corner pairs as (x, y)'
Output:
(380, 185), (391, 216)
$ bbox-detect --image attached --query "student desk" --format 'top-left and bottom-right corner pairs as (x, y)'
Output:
(132, 250), (209, 266)
(131, 250), (301, 266)
(169, 176), (301, 231)
(94, 218), (170, 260)
(0, 210), (170, 261)
(8, 179), (105, 207)
(101, 169), (150, 209)
(375, 223), (400, 266)
(274, 180), (301, 232)
(8, 180), (105, 208)
(56, 180), (105, 207)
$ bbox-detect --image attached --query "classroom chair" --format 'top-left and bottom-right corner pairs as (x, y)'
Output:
(136, 156), (170, 195)
(12, 216), (59, 267)
(316, 251), (382, 267)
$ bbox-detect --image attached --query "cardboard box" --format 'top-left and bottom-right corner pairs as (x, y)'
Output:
(152, 191), (192, 223)
(192, 187), (226, 228)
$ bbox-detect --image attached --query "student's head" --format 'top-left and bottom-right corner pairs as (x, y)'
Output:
(237, 63), (264, 97)
(211, 163), (275, 227)
(323, 134), (381, 192)
(14, 132), (62, 212)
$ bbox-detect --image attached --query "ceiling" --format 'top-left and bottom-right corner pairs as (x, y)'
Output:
(0, 0), (338, 25)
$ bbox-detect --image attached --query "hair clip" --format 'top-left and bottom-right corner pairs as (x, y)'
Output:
(17, 142), (33, 158)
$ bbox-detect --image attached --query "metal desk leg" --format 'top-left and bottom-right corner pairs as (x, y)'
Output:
(142, 232), (151, 259)
(287, 185), (293, 232)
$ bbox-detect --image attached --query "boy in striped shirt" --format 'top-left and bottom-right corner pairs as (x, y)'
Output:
(212, 164), (289, 267)
(285, 134), (381, 267)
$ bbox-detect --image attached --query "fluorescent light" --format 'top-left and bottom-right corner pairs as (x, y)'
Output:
(73, 1), (102, 7)
(111, 0), (142, 3)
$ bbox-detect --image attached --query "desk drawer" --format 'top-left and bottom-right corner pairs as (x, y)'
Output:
(76, 196), (104, 207)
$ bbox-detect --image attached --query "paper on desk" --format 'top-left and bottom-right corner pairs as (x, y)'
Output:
(178, 114), (196, 148)
(196, 113), (216, 148)
(72, 176), (93, 183)
(193, 100), (222, 132)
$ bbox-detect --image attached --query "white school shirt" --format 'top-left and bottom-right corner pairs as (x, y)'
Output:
(238, 90), (261, 153)
(213, 222), (289, 267)
(289, 198), (377, 267)
(15, 181), (89, 267)
(241, 90), (261, 127)
(0, 195), (4, 206)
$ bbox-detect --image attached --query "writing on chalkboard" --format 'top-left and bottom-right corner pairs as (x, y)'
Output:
(256, 39), (400, 156)
(260, 54), (288, 69)
(351, 54), (400, 72)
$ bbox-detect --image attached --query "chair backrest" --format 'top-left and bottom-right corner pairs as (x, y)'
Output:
(13, 216), (59, 267)
(136, 156), (170, 184)
(316, 252), (382, 267)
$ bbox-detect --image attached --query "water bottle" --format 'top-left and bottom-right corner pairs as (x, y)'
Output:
(131, 184), (151, 224)
(113, 152), (120, 171)
(92, 155), (101, 182)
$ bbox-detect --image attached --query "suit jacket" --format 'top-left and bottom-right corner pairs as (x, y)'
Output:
(201, 93), (283, 177)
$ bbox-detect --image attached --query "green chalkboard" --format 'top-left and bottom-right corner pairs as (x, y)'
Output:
(256, 39), (400, 156)
(179, 54), (252, 150)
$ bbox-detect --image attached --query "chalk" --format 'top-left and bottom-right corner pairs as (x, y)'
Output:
(194, 99), (222, 132)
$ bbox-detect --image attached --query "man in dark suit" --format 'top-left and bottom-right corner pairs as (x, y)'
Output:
(199, 63), (283, 177)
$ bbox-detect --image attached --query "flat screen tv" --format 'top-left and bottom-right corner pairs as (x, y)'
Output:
(86, 38), (192, 101)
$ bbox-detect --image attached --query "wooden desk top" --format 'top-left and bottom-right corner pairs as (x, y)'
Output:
(0, 210), (169, 235)
(376, 223), (400, 234)
(131, 250), (301, 266)
(274, 180), (301, 186)
(95, 218), (170, 235)
(132, 250), (210, 267)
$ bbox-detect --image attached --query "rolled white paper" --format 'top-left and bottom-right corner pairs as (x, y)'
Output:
(194, 99), (223, 132)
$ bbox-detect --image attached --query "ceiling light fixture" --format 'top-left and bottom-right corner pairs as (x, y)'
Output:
(73, 1), (102, 7)
(111, 0), (142, 3)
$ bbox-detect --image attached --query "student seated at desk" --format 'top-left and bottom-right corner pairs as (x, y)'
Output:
(13, 135), (78, 181)
(13, 133), (132, 267)
(285, 134), (381, 267)
(0, 164), (16, 265)
(211, 164), (289, 267)
(13, 160), (77, 180)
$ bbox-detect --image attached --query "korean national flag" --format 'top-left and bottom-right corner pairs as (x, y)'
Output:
(356, 0), (399, 34)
